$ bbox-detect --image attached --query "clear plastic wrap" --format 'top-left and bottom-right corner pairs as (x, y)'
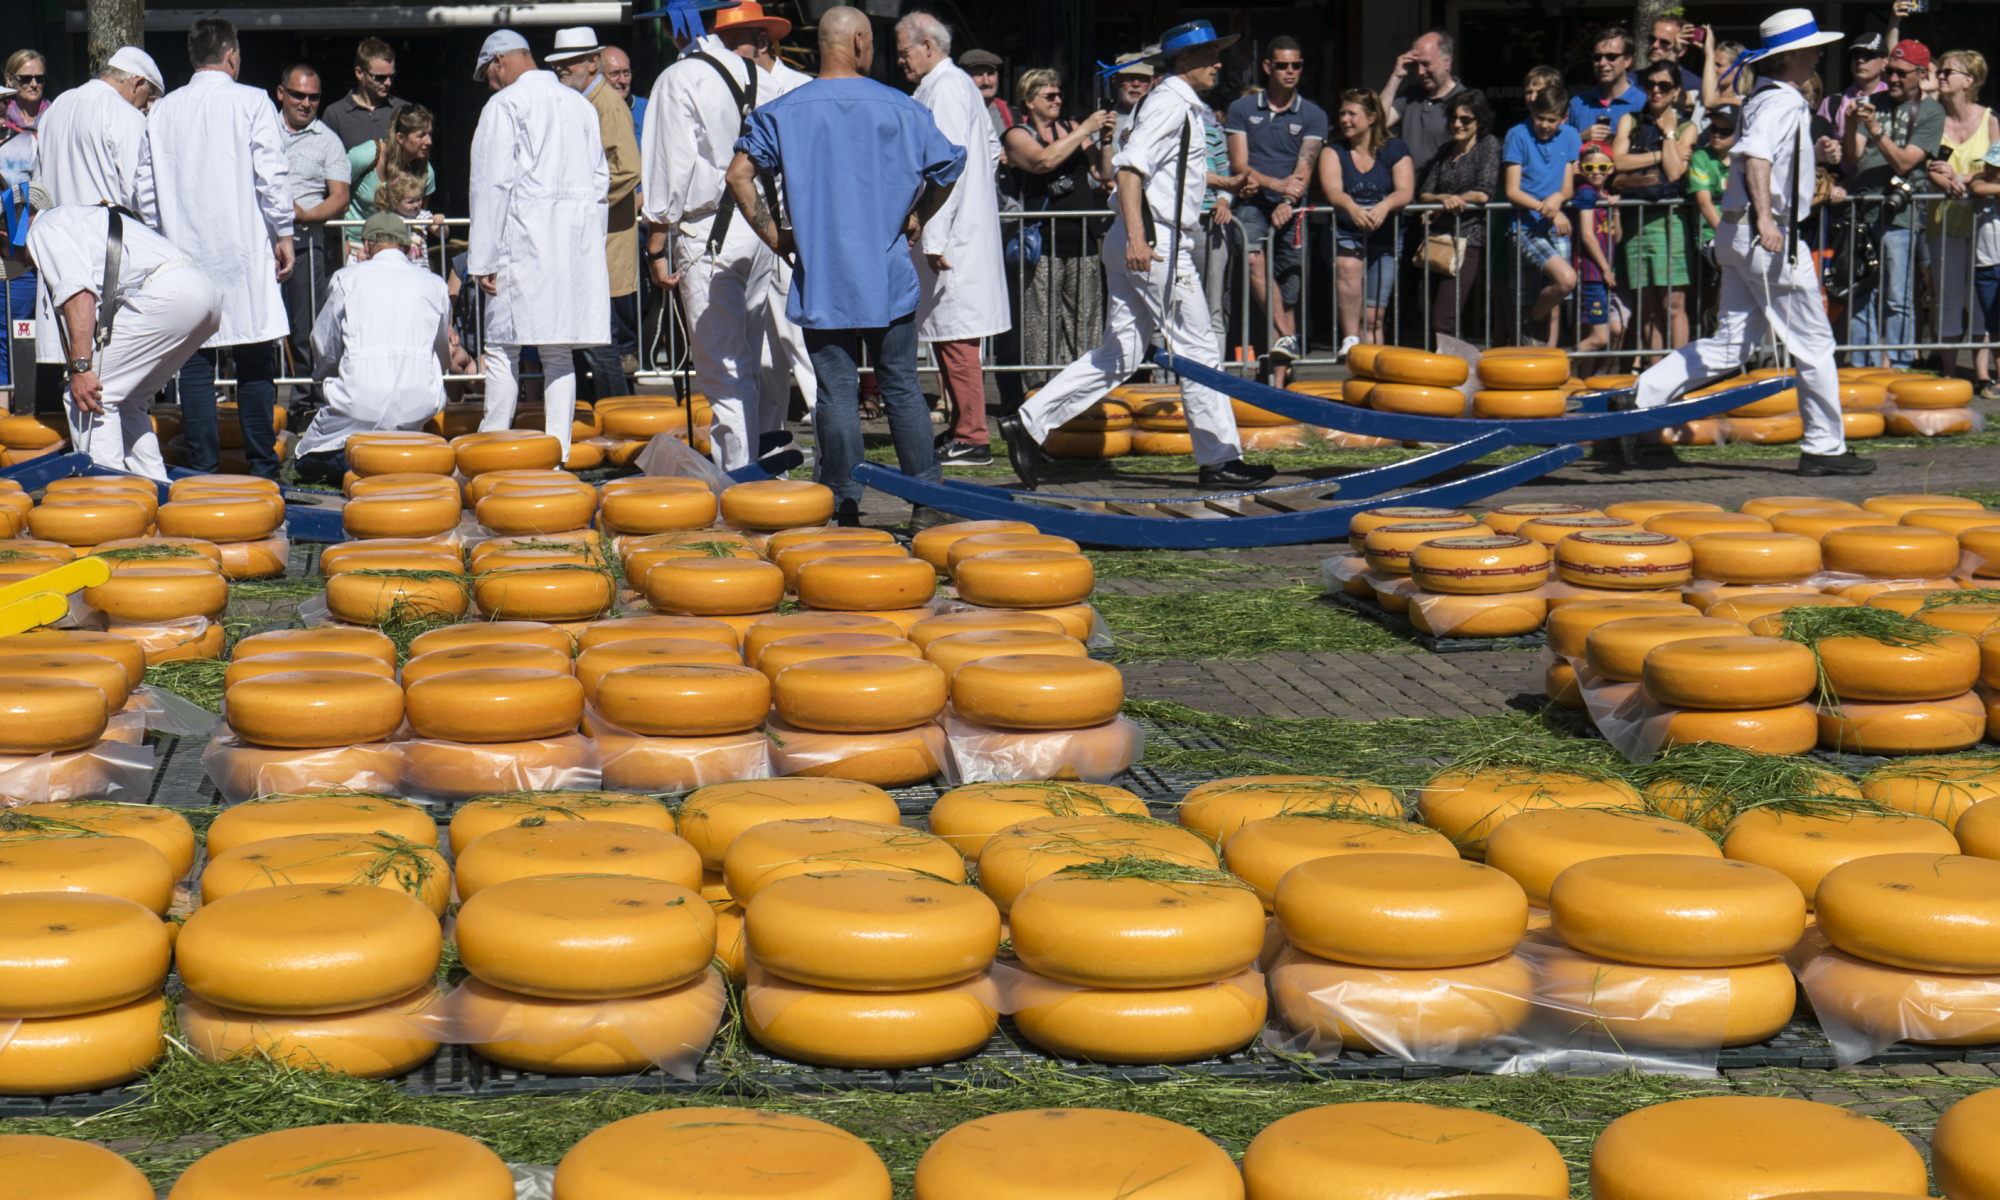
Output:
(940, 709), (1143, 784)
(1406, 590), (1548, 638)
(107, 615), (218, 659)
(584, 708), (773, 792)
(989, 961), (1267, 1064)
(636, 433), (732, 496)
(763, 715), (955, 788)
(177, 986), (442, 1078)
(392, 734), (600, 802)
(1570, 662), (1679, 762)
(123, 684), (214, 737)
(408, 969), (727, 1081)
(0, 738), (154, 806)
(1787, 927), (2000, 1064)
(1319, 555), (1373, 597)
(202, 726), (405, 805)
(216, 531), (290, 581)
(1885, 406), (1986, 438)
(941, 600), (1112, 649)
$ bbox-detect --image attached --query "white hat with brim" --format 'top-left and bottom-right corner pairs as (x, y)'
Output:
(474, 29), (531, 81)
(1745, 8), (1844, 64)
(106, 46), (165, 94)
(0, 85), (13, 102)
(544, 27), (604, 63)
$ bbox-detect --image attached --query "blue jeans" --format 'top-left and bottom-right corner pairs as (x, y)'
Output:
(178, 341), (280, 480)
(0, 270), (34, 389)
(1850, 225), (1918, 368)
(804, 312), (940, 518)
(1979, 265), (2000, 340)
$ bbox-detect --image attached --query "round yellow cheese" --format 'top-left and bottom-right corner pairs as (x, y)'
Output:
(177, 984), (440, 1081)
(1407, 592), (1546, 637)
(1514, 514), (1638, 546)
(1224, 815), (1455, 910)
(1740, 495), (1860, 519)
(1641, 635), (1819, 708)
(226, 670), (405, 748)
(678, 778), (900, 869)
(975, 814), (1216, 914)
(1664, 704), (1821, 754)
(719, 479), (836, 531)
(0, 676), (111, 754)
(1242, 1103), (1567, 1200)
(1816, 852), (2000, 972)
(1704, 592), (1854, 624)
(1363, 519), (1489, 574)
(1267, 944), (1535, 1054)
(1604, 499), (1723, 524)
(746, 976), (997, 1069)
(402, 643), (573, 689)
(951, 654), (1122, 730)
(1478, 352), (1569, 389)
(1481, 503), (1603, 535)
(643, 558), (786, 616)
(1935, 1088), (2000, 1200)
(579, 613), (739, 652)
(1862, 757), (2000, 828)
(1485, 810), (1721, 908)
(454, 820), (702, 900)
(923, 629), (1083, 677)
(1584, 615), (1751, 682)
(1012, 869), (1263, 987)
(1645, 511), (1775, 542)
(1409, 534), (1550, 594)
(1550, 853), (1804, 966)
(456, 873), (714, 998)
(1178, 775), (1401, 847)
(167, 1123), (512, 1200)
(1887, 376), (1975, 409)
(1688, 531), (1823, 582)
(1011, 974), (1266, 1064)
(404, 666), (583, 742)
(324, 570), (469, 624)
(471, 566), (613, 622)
(927, 782), (1147, 858)
(454, 432), (562, 476)
(1535, 947), (1800, 1048)
(954, 550), (1095, 608)
(1723, 807), (1959, 903)
(445, 792), (671, 856)
(1770, 507), (1898, 539)
(346, 436), (457, 477)
(553, 1108), (890, 1199)
(944, 531), (1083, 573)
(474, 486), (597, 536)
(341, 491), (463, 540)
(1587, 1095), (1926, 1200)
(1275, 853), (1527, 968)
(0, 1133), (153, 1199)
(1822, 524), (1963, 578)
(746, 868), (999, 990)
(572, 637), (735, 695)
(0, 992), (165, 1097)
(911, 519), (1041, 571)
(774, 654), (948, 732)
(1417, 768), (1644, 856)
(1543, 598), (1698, 658)
(912, 1108), (1239, 1200)
(1473, 389), (1568, 419)
(208, 793), (434, 857)
(1814, 631), (1980, 701)
(0, 892), (168, 1019)
(597, 484), (718, 535)
(1555, 531), (1694, 590)
(724, 817), (963, 902)
(1369, 383), (1466, 416)
(1348, 506), (1474, 550)
(26, 498), (150, 546)
(199, 831), (448, 914)
(797, 555), (940, 612)
(175, 883), (440, 1014)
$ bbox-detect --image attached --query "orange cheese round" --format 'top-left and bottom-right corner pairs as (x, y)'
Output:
(318, 537), (459, 575)
(796, 555), (938, 612)
(1935, 1088), (2000, 1200)
(454, 820), (702, 899)
(598, 485), (724, 538)
(405, 620), (572, 659)
(474, 486), (597, 536)
(1723, 807), (1959, 903)
(595, 663), (771, 736)
(346, 437), (456, 477)
(953, 550), (1095, 608)
(719, 480), (836, 531)
(231, 625), (397, 666)
(324, 570), (469, 623)
(1514, 514), (1637, 546)
(1817, 692), (1987, 755)
(1589, 1098), (1925, 1200)
(927, 782), (1147, 858)
(677, 778), (901, 870)
(913, 1108), (1238, 1199)
(1010, 973), (1266, 1065)
(1816, 852), (2000, 973)
(1887, 376), (1975, 409)
(1844, 409), (1889, 438)
(1472, 389), (1568, 419)
(1583, 615), (1751, 682)
(759, 632), (919, 679)
(1242, 1103), (1567, 1200)
(1485, 810), (1722, 908)
(200, 832), (450, 914)
(225, 670), (406, 748)
(774, 654), (948, 732)
(1012, 869), (1263, 987)
(1549, 853), (1804, 966)
(773, 539), (907, 588)
(0, 676), (111, 754)
(1179, 775), (1401, 847)
(1641, 635), (1818, 708)
(1543, 598), (1698, 658)
(465, 467), (582, 507)
(555, 1108), (888, 1197)
(1739, 495), (1859, 519)
(742, 612), (901, 662)
(1224, 815), (1455, 909)
(0, 992), (166, 1096)
(168, 1123), (511, 1199)
(1369, 383), (1466, 416)
(0, 1133), (154, 1197)
(1897, 508), (2000, 539)
(1046, 429), (1131, 458)
(1276, 853), (1528, 967)
(1603, 500), (1723, 524)
(1376, 348), (1471, 387)
(1645, 512), (1774, 542)
(571, 638), (734, 697)
(402, 642), (574, 687)
(175, 884), (439, 1014)
(457, 873), (715, 998)
(911, 519), (1041, 571)
(745, 974), (997, 1069)
(975, 815), (1217, 914)
(177, 985), (441, 1081)
(345, 471), (455, 499)
(1481, 503), (1603, 534)
(1409, 592), (1548, 638)
(1417, 768), (1644, 856)
(404, 666), (583, 742)
(27, 498), (151, 546)
(446, 793), (670, 857)
(454, 432), (562, 476)
(1704, 592), (1853, 624)
(472, 566), (613, 622)
(0, 892), (169, 1019)
(1821, 524), (1963, 578)
(642, 558), (785, 616)
(1688, 531), (1823, 583)
(1770, 506), (1898, 539)
(207, 794), (433, 858)
(925, 629), (1083, 676)
(1863, 758), (2000, 828)
(1663, 704), (1820, 754)
(1555, 531), (1694, 589)
(0, 651), (132, 710)
(950, 654), (1122, 730)
(1347, 506), (1473, 550)
(1477, 352), (1568, 389)
(53, 487), (156, 523)
(724, 817), (962, 903)
(579, 614), (739, 653)
(319, 547), (465, 578)
(1813, 630), (1980, 701)
(1363, 518), (1490, 574)
(745, 869), (996, 990)
(1408, 534), (1549, 594)
(340, 491), (463, 539)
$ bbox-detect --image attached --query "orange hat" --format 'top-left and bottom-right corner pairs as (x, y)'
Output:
(714, 0), (791, 39)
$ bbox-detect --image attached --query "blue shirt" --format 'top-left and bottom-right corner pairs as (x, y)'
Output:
(1224, 92), (1330, 205)
(737, 77), (967, 330)
(1567, 82), (1647, 139)
(629, 94), (648, 151)
(1502, 121), (1582, 234)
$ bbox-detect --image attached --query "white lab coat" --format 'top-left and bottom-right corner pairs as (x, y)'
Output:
(296, 251), (452, 457)
(467, 70), (611, 347)
(34, 79), (146, 210)
(755, 57), (817, 416)
(912, 58), (1010, 341)
(135, 69), (293, 348)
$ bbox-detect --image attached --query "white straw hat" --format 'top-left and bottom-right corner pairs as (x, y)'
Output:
(1746, 8), (1844, 63)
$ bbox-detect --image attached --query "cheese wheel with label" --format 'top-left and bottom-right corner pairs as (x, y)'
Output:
(454, 820), (702, 899)
(402, 642), (574, 686)
(724, 817), (962, 902)
(1812, 630), (1979, 701)
(1514, 514), (1637, 546)
(954, 550), (1094, 608)
(1688, 531), (1822, 583)
(928, 782), (1147, 858)
(745, 869), (998, 990)
(1487, 811), (1723, 908)
(1363, 519), (1490, 574)
(1549, 854), (1804, 966)
(1584, 615), (1751, 682)
(1417, 768), (1644, 856)
(1347, 506), (1473, 550)
(176, 883), (440, 1014)
(324, 571), (469, 624)
(457, 874), (714, 998)
(0, 892), (169, 1019)
(1723, 807), (1959, 903)
(1224, 815), (1456, 909)
(759, 632), (919, 680)
(676, 778), (901, 870)
(595, 663), (771, 736)
(1770, 506), (1898, 539)
(774, 654), (947, 732)
(472, 566), (613, 622)
(1477, 351), (1568, 389)
(226, 670), (405, 748)
(1408, 534), (1549, 594)
(232, 625), (397, 666)
(719, 479), (836, 531)
(1641, 635), (1818, 708)
(1276, 853), (1529, 968)
(1817, 852), (2000, 973)
(951, 654), (1122, 730)
(1012, 871), (1263, 988)
(1555, 531), (1694, 589)
(578, 614), (739, 653)
(1242, 1103), (1567, 1200)
(796, 555), (938, 612)
(642, 558), (785, 616)
(404, 666), (583, 742)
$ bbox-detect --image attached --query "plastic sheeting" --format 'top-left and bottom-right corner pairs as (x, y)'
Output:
(1788, 927), (2000, 1065)
(763, 715), (956, 788)
(124, 684), (214, 737)
(940, 600), (1114, 649)
(201, 726), (406, 806)
(1568, 661), (1680, 762)
(393, 733), (600, 802)
(0, 737), (153, 806)
(408, 969), (728, 1081)
(940, 709), (1144, 784)
(586, 707), (773, 792)
(636, 433), (732, 496)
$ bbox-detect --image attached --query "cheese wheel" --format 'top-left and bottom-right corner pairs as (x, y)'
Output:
(472, 566), (613, 622)
(1887, 375), (1975, 409)
(0, 412), (66, 449)
(177, 985), (441, 1080)
(1641, 635), (1818, 708)
(454, 432), (562, 476)
(1886, 409), (1981, 436)
(774, 654), (947, 732)
(1936, 1089), (2000, 1200)
(975, 815), (1216, 914)
(25, 498), (150, 547)
(745, 868), (996, 991)
(1844, 410), (1889, 438)
(773, 539), (907, 589)
(225, 670), (404, 748)
(1688, 531), (1823, 583)
(1008, 972), (1267, 1065)
(1368, 383), (1466, 416)
(1543, 599), (1697, 658)
(454, 820), (702, 901)
(746, 974), (997, 1069)
(464, 467), (583, 507)
(345, 472), (456, 500)
(1477, 352), (1568, 389)
(677, 778), (900, 870)
(1589, 1096), (1926, 1200)
(1739, 495), (1859, 520)
(169, 1124), (511, 1200)
(596, 663), (773, 738)
(404, 666), (583, 742)
(319, 547), (464, 578)
(759, 632), (918, 680)
(1179, 775), (1400, 847)
(951, 654), (1122, 730)
(454, 873), (714, 999)
(1514, 514), (1637, 546)
(1724, 385), (1801, 417)
(1485, 811), (1722, 909)
(401, 622), (567, 661)
(595, 402), (689, 439)
(1703, 592), (1853, 624)
(796, 555), (938, 612)
(1822, 576), (1965, 605)
(742, 612), (899, 663)
(209, 734), (400, 799)
(400, 645), (571, 690)
(1642, 512), (1774, 544)
(1815, 852), (2000, 973)
(0, 1133), (153, 1198)
(1811, 630), (1979, 701)
(0, 651), (132, 710)
(1224, 815), (1455, 910)
(1546, 853), (1805, 967)
(0, 992), (166, 1097)
(1407, 534), (1549, 595)
(953, 600), (1099, 642)
(1057, 411), (1136, 440)
(176, 883), (439, 1014)
(1533, 945), (1799, 1049)
(339, 491), (462, 540)
(1584, 615), (1750, 682)
(447, 967), (723, 1072)
(642, 557), (785, 616)
(719, 479), (836, 531)
(474, 487), (598, 536)
(1912, 602), (2000, 637)
(231, 625), (397, 666)
(1242, 1103), (1566, 1200)
(911, 519), (1041, 571)
(0, 676), (110, 754)
(557, 1108), (889, 1198)
(1555, 531), (1694, 590)
(1374, 348), (1471, 387)
(1408, 592), (1547, 638)
(954, 550), (1094, 608)
(1820, 524), (1962, 579)
(1276, 853), (1527, 968)
(571, 638), (734, 695)
(1347, 506), (1474, 550)
(1862, 758), (2000, 828)
(1547, 658), (1584, 709)
(0, 892), (168, 1020)
(924, 629), (1083, 676)
(10, 801), (194, 878)
(1723, 807), (1958, 904)
(1267, 943), (1534, 1057)
(0, 538), (76, 566)
(208, 793), (434, 857)
(626, 543), (765, 585)
(56, 487), (158, 523)
(1664, 704), (1820, 754)
(1840, 382), (1892, 410)
(324, 570), (469, 623)
(1770, 506), (1898, 539)
(1472, 389), (1567, 419)
(201, 832), (451, 914)
(1012, 870), (1262, 988)
(1899, 508), (2000, 539)
(1362, 518), (1489, 573)
(1417, 768), (1644, 856)
(446, 794), (671, 857)
(928, 782), (1147, 858)
(318, 536), (459, 574)
(914, 1108), (1236, 1200)
(1601, 500), (1721, 525)
(346, 437), (455, 477)
(1481, 503), (1602, 534)
(128, 617), (227, 666)
(578, 614), (737, 653)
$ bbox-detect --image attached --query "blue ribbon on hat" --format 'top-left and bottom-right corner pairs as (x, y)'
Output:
(1726, 13), (1829, 84)
(632, 0), (741, 42)
(1, 183), (27, 249)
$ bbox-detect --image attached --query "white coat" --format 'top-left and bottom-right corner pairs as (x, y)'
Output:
(467, 70), (611, 347)
(34, 79), (146, 210)
(296, 251), (452, 457)
(912, 57), (1010, 342)
(135, 69), (292, 348)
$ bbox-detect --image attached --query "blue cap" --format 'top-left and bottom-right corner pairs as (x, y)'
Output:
(633, 0), (742, 43)
(1153, 20), (1238, 61)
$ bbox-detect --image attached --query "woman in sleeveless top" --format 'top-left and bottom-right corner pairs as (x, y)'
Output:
(1416, 90), (1500, 344)
(1927, 50), (1999, 383)
(1002, 69), (1115, 387)
(1612, 61), (1697, 357)
(1318, 89), (1413, 351)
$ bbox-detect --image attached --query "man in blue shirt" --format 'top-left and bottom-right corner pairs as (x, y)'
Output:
(1224, 36), (1327, 374)
(731, 6), (964, 526)
(1569, 25), (1646, 145)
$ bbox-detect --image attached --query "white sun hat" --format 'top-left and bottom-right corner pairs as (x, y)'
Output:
(544, 28), (605, 63)
(1745, 8), (1844, 63)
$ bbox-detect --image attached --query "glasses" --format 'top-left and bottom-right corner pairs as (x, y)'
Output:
(1579, 163), (1615, 174)
(1940, 67), (1974, 79)
(1450, 114), (1476, 125)
(1039, 89), (1060, 99)
(365, 70), (395, 83)
(1645, 79), (1678, 92)
(1270, 62), (1303, 71)
(281, 87), (321, 102)
(1887, 65), (1921, 78)
(1592, 51), (1629, 62)
(1710, 126), (1737, 136)
(12, 73), (44, 84)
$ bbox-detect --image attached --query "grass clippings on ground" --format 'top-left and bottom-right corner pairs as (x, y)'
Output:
(1096, 585), (1405, 663)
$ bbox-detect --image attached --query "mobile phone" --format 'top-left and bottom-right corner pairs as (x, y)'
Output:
(1688, 26), (1707, 46)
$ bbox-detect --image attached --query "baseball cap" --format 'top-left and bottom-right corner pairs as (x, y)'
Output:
(106, 46), (165, 94)
(360, 213), (412, 247)
(1891, 39), (1931, 68)
(1847, 33), (1885, 56)
(1981, 143), (2000, 170)
(960, 49), (1002, 69)
(474, 30), (531, 81)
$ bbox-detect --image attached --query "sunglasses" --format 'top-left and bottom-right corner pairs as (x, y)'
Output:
(12, 73), (44, 84)
(1887, 65), (1921, 78)
(281, 87), (321, 101)
(1710, 126), (1737, 135)
(1592, 52), (1629, 62)
(1645, 79), (1678, 92)
(1039, 89), (1061, 99)
(1450, 114), (1477, 124)
(365, 70), (395, 83)
(1270, 62), (1303, 71)
(1940, 67), (1974, 79)
(1578, 163), (1615, 174)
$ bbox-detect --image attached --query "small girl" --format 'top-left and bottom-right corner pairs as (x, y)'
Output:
(1572, 142), (1626, 362)
(376, 174), (438, 265)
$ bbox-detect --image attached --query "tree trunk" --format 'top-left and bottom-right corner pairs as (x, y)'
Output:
(86, 0), (145, 76)
(1633, 0), (1673, 65)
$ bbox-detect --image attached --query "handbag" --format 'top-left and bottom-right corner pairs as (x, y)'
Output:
(1003, 210), (1044, 270)
(1415, 231), (1468, 277)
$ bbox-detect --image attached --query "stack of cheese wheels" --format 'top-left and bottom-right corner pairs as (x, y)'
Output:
(1749, 607), (1985, 754)
(1224, 809), (1456, 910)
(1637, 632), (1823, 753)
(472, 471), (600, 539)
(1683, 527), (1823, 612)
(914, 1108), (1240, 1200)
(1049, 399), (1135, 458)
(444, 871), (726, 1075)
(947, 532), (1097, 637)
(1417, 765), (1644, 857)
(0, 413), (66, 463)
(1540, 595), (1696, 708)
(974, 813), (1218, 913)
(946, 653), (1131, 778)
(1242, 1103), (1568, 1200)
(223, 661), (406, 761)
(400, 665), (591, 799)
(1589, 1095), (1927, 1200)
(742, 868), (1001, 1068)
(171, 1124), (514, 1199)
(1473, 346), (1570, 419)
(1369, 349), (1472, 417)
(1536, 853), (1806, 1049)
(769, 654), (950, 786)
(173, 884), (443, 1079)
(1007, 861), (1268, 1063)
(210, 633), (404, 798)
(1404, 533), (1552, 638)
(1267, 853), (1534, 1055)
(1886, 374), (1979, 436)
(676, 777), (902, 925)
(0, 891), (169, 1095)
(0, 631), (137, 770)
(151, 474), (290, 583)
(344, 431), (456, 479)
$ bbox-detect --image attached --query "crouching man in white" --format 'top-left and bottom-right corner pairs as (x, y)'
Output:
(10, 195), (221, 481)
(292, 213), (452, 484)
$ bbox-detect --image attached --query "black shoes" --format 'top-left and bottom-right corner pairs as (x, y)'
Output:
(1198, 458), (1278, 489)
(1796, 452), (1878, 477)
(996, 414), (1045, 491)
(908, 504), (954, 533)
(936, 439), (995, 467)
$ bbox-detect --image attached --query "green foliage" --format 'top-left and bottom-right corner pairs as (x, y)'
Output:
(1096, 586), (1405, 662)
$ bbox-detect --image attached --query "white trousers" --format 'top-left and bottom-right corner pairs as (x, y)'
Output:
(1021, 223), (1243, 466)
(755, 253), (815, 422)
(480, 343), (578, 459)
(1634, 222), (1844, 458)
(66, 263), (221, 481)
(675, 215), (776, 471)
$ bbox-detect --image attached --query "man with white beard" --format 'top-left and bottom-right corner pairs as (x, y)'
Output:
(467, 30), (611, 463)
(135, 18), (293, 480)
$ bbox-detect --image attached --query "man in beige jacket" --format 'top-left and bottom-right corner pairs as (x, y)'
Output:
(549, 27), (641, 400)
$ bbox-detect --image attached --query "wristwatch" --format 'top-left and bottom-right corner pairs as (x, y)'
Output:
(643, 248), (669, 263)
(66, 357), (93, 377)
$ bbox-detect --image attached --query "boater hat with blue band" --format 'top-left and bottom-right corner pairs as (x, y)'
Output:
(632, 0), (742, 43)
(1743, 8), (1844, 63)
(1150, 20), (1240, 61)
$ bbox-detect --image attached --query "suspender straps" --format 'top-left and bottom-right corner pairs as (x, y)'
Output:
(690, 51), (782, 256)
(98, 208), (127, 349)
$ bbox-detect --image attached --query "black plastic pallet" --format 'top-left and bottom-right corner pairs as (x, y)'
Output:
(1324, 591), (1548, 654)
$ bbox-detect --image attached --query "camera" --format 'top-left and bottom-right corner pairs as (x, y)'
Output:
(1880, 171), (1917, 218)
(1046, 173), (1077, 200)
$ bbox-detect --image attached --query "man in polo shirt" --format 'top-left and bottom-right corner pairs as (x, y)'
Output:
(1570, 26), (1645, 145)
(1381, 30), (1466, 180)
(1822, 33), (1891, 177)
(273, 62), (351, 417)
(321, 37), (408, 150)
(1846, 38), (1942, 368)
(1225, 36), (1326, 372)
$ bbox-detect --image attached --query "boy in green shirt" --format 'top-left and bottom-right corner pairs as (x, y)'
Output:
(1685, 104), (1737, 244)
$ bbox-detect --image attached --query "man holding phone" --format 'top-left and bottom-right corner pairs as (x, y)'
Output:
(1570, 27), (1646, 144)
(1845, 37), (1942, 367)
(1648, 17), (1705, 108)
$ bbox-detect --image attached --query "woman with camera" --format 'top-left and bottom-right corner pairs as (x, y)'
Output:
(1002, 70), (1115, 385)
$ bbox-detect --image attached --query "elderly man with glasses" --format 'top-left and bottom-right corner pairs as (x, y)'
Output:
(273, 64), (352, 419)
(1570, 27), (1646, 147)
(1845, 38), (1943, 368)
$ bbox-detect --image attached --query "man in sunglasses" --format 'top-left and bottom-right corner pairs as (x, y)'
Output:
(1845, 38), (1942, 367)
(323, 37), (409, 150)
(274, 63), (351, 418)
(1821, 32), (1891, 178)
(1569, 27), (1646, 147)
